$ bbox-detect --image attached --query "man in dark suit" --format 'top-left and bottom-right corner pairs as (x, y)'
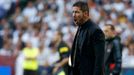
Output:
(69, 1), (105, 75)
(103, 24), (122, 75)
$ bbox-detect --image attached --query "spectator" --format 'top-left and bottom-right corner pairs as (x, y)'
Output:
(22, 1), (37, 23)
(0, 40), (12, 56)
(122, 40), (134, 68)
(37, 43), (51, 75)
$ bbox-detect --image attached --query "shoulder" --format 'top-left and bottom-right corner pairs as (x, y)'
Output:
(33, 48), (39, 51)
(86, 20), (98, 29)
(86, 20), (103, 35)
(23, 47), (28, 51)
(113, 37), (121, 44)
(59, 41), (70, 51)
(59, 41), (69, 47)
(112, 38), (122, 49)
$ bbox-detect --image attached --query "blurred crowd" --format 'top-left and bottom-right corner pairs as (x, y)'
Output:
(0, 0), (134, 75)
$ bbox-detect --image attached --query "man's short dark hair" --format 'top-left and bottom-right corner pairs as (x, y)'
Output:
(57, 31), (63, 38)
(105, 24), (115, 31)
(129, 40), (134, 45)
(73, 1), (89, 13)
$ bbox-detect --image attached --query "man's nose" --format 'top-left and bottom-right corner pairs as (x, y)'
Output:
(73, 12), (76, 17)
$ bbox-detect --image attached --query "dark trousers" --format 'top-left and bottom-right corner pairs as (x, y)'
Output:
(24, 69), (37, 75)
(71, 66), (80, 75)
(63, 65), (71, 75)
(38, 66), (53, 75)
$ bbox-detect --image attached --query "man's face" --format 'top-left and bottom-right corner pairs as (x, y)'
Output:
(103, 26), (113, 39)
(26, 42), (32, 48)
(53, 32), (60, 43)
(72, 6), (84, 26)
(128, 43), (134, 55)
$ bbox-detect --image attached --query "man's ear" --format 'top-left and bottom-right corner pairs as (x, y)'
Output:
(84, 11), (89, 16)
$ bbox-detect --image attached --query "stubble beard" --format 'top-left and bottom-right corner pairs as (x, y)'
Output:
(74, 18), (85, 26)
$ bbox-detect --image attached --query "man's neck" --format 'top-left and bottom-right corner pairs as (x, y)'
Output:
(56, 40), (62, 46)
(107, 35), (116, 40)
(84, 18), (90, 23)
(80, 17), (90, 26)
(111, 34), (116, 38)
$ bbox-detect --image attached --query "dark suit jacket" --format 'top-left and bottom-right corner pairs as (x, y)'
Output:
(104, 36), (122, 75)
(70, 19), (105, 75)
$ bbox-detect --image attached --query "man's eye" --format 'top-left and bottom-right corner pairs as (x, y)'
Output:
(73, 11), (79, 13)
(73, 11), (76, 13)
(104, 30), (108, 32)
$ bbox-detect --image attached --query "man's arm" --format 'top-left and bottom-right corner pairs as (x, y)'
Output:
(55, 57), (69, 67)
(112, 39), (122, 74)
(53, 57), (69, 74)
(53, 46), (70, 74)
(92, 29), (105, 75)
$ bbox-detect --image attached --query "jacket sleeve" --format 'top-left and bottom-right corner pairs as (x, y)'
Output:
(112, 39), (122, 74)
(92, 29), (105, 75)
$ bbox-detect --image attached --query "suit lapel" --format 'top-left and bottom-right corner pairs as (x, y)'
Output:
(71, 27), (81, 67)
(104, 42), (113, 64)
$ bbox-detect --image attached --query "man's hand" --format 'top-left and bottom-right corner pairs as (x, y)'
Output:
(53, 63), (61, 74)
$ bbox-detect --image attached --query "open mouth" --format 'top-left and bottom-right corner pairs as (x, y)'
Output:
(74, 19), (77, 21)
(74, 20), (77, 23)
(74, 19), (78, 23)
(73, 17), (77, 21)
